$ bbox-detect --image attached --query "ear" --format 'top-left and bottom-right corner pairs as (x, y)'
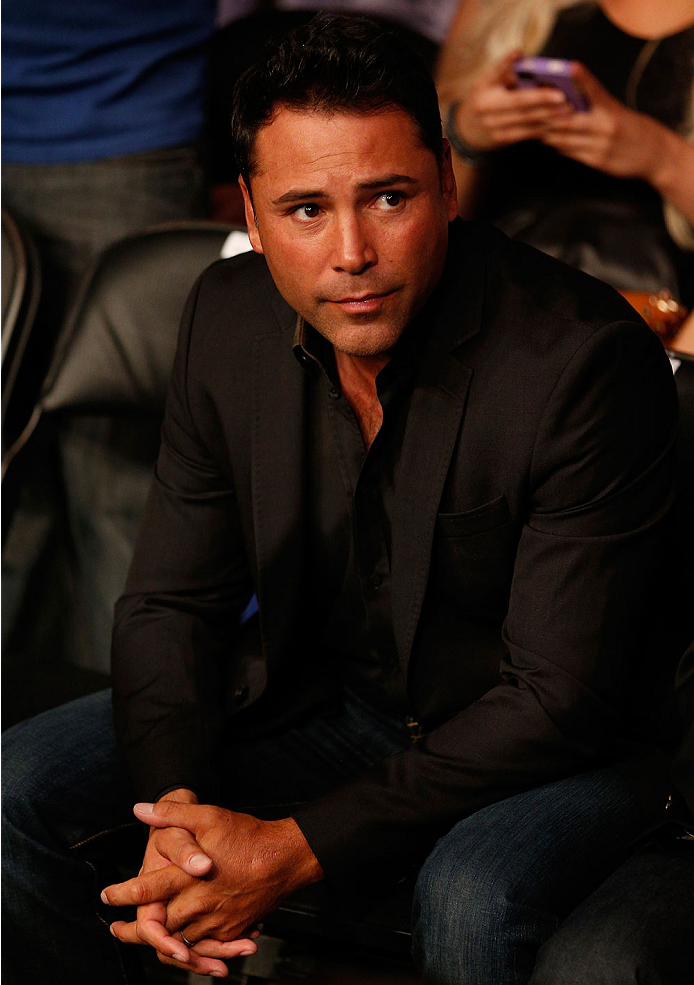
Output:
(239, 176), (264, 254)
(440, 141), (459, 222)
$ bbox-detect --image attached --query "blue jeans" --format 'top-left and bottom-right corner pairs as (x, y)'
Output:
(1, 690), (663, 984)
(530, 835), (694, 985)
(412, 768), (660, 984)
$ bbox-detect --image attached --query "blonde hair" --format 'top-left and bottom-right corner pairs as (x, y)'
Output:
(437, 0), (587, 99)
(437, 0), (694, 250)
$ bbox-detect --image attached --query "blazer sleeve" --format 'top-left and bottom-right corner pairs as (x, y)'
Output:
(112, 269), (255, 804)
(292, 318), (679, 892)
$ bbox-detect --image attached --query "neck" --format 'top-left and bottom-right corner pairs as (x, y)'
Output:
(599, 0), (694, 39)
(334, 349), (389, 449)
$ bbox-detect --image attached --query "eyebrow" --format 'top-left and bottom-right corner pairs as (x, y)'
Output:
(271, 173), (418, 206)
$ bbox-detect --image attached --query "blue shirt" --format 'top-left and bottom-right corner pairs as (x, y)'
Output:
(2, 0), (215, 163)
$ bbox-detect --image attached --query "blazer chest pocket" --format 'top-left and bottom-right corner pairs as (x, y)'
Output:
(433, 494), (517, 616)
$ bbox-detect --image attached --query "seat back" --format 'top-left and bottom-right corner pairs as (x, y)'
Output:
(1, 208), (42, 442)
(41, 221), (243, 416)
(2, 222), (245, 675)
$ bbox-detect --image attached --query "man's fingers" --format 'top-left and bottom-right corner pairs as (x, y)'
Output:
(186, 936), (258, 959)
(102, 863), (190, 907)
(110, 915), (233, 977)
(159, 955), (230, 978)
(134, 800), (203, 833)
(152, 824), (213, 876)
(110, 910), (190, 965)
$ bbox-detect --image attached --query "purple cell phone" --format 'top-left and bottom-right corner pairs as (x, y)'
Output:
(513, 56), (589, 111)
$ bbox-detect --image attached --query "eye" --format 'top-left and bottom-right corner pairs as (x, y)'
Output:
(293, 203), (321, 220)
(374, 191), (405, 210)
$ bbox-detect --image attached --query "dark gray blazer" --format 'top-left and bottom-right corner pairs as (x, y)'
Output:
(113, 219), (681, 890)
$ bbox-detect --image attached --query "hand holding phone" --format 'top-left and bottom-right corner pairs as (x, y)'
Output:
(513, 57), (589, 112)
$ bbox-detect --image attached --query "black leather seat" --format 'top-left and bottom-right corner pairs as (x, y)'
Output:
(1, 207), (42, 453)
(2, 221), (241, 722)
(37, 220), (243, 418)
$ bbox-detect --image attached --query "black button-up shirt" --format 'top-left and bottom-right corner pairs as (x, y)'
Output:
(293, 316), (426, 716)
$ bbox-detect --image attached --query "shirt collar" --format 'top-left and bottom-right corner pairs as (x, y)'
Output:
(292, 316), (325, 378)
(292, 312), (428, 390)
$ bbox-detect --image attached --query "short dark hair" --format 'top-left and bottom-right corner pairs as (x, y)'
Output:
(231, 13), (443, 188)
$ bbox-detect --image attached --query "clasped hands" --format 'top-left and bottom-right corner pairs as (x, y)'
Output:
(102, 791), (323, 979)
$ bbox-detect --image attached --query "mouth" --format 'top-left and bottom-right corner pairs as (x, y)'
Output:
(328, 290), (396, 313)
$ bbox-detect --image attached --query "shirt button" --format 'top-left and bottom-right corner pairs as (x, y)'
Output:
(370, 573), (383, 590)
(328, 386), (340, 399)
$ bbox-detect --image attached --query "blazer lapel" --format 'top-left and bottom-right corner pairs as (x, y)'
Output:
(391, 220), (487, 672)
(391, 356), (473, 672)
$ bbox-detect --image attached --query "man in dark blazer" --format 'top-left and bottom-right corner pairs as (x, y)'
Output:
(1, 14), (685, 985)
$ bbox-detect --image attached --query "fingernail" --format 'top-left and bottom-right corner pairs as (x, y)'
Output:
(172, 950), (187, 962)
(133, 802), (154, 815)
(240, 949), (256, 956)
(190, 852), (211, 870)
(101, 890), (110, 904)
(109, 924), (117, 937)
(210, 973), (226, 978)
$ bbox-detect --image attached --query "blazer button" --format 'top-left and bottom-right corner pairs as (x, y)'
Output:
(233, 684), (249, 704)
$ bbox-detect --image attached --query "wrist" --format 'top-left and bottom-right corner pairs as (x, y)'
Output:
(648, 122), (694, 200)
(272, 817), (323, 891)
(445, 102), (489, 167)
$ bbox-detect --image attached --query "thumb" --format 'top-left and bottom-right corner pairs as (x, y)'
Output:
(569, 61), (607, 107)
(488, 49), (524, 87)
(151, 822), (213, 876)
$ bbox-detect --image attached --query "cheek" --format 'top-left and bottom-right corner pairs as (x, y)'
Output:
(265, 239), (314, 285)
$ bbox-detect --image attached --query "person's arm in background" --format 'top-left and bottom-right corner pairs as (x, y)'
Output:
(436, 0), (573, 215)
(542, 64), (694, 226)
(672, 310), (694, 354)
(436, 1), (694, 230)
(436, 0), (487, 215)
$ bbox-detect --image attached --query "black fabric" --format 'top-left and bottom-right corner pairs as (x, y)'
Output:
(296, 320), (426, 717)
(669, 357), (694, 820)
(112, 219), (688, 892)
(483, 3), (694, 306)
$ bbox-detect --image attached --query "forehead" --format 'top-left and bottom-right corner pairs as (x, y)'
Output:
(249, 105), (433, 189)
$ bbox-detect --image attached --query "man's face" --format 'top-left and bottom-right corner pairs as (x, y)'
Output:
(240, 105), (458, 359)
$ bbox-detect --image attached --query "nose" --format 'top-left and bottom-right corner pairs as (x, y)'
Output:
(331, 214), (376, 275)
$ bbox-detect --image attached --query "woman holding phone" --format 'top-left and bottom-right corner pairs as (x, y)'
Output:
(437, 0), (694, 339)
(437, 6), (694, 984)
